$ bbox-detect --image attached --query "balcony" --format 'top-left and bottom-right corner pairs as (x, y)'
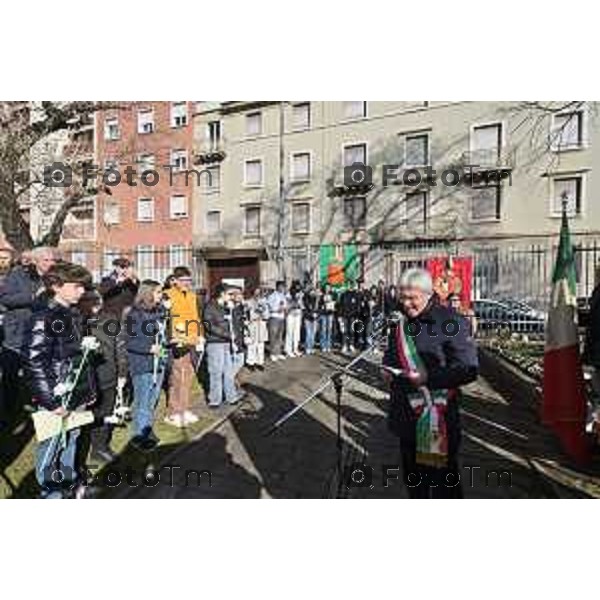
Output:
(194, 143), (226, 165)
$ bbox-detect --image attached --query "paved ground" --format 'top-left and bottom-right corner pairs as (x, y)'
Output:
(121, 349), (600, 499)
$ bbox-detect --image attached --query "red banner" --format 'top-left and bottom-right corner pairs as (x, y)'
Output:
(426, 256), (473, 310)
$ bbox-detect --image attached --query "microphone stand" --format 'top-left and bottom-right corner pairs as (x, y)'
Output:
(266, 322), (388, 492)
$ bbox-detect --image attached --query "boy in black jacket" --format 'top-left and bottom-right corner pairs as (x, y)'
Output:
(22, 262), (94, 499)
(79, 290), (128, 463)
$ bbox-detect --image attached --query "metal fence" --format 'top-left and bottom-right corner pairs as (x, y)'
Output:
(66, 236), (600, 312)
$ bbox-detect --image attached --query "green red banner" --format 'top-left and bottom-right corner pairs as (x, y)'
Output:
(319, 244), (359, 288)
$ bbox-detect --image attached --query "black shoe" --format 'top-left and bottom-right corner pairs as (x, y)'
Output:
(256, 365), (265, 372)
(131, 435), (158, 452)
(89, 448), (117, 464)
(247, 365), (256, 372)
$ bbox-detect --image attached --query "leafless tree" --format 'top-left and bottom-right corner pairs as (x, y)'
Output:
(0, 101), (117, 252)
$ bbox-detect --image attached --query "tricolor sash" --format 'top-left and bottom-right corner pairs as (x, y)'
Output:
(395, 315), (450, 468)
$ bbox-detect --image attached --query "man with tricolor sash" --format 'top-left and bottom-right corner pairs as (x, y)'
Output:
(383, 268), (478, 498)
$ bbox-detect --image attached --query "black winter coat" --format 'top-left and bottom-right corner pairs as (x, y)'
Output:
(89, 310), (129, 389)
(22, 300), (96, 411)
(0, 265), (47, 351)
(383, 301), (478, 435)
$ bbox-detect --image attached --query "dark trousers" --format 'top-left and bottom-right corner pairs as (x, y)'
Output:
(89, 387), (116, 453)
(395, 398), (463, 499)
(0, 348), (25, 422)
(268, 318), (285, 356)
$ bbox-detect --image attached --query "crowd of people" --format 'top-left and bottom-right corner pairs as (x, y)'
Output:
(0, 246), (480, 499)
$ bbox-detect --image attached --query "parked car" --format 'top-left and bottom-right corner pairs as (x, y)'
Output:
(473, 299), (545, 333)
(499, 298), (547, 321)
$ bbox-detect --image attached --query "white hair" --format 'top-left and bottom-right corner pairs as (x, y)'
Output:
(399, 267), (433, 295)
(31, 246), (55, 259)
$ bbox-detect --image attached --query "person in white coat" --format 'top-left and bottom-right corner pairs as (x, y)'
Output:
(245, 288), (269, 371)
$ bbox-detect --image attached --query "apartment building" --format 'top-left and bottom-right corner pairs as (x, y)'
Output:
(192, 101), (599, 294)
(95, 101), (194, 280)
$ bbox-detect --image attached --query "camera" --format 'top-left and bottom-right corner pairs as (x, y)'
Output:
(43, 162), (73, 188)
(344, 162), (372, 187)
(343, 462), (373, 488)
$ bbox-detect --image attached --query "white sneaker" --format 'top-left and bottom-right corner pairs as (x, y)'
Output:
(278, 354), (287, 360)
(271, 355), (279, 362)
(164, 414), (185, 428)
(183, 411), (199, 425)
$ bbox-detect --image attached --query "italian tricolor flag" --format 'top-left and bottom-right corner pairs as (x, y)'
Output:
(542, 205), (589, 463)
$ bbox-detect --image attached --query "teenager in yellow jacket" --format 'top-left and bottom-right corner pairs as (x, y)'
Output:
(164, 266), (204, 427)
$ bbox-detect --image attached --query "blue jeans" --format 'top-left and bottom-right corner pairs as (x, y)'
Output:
(131, 370), (164, 438)
(36, 427), (80, 499)
(206, 343), (237, 406)
(304, 319), (318, 353)
(319, 314), (334, 351)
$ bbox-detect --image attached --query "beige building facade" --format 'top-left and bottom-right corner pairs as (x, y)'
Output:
(192, 101), (599, 296)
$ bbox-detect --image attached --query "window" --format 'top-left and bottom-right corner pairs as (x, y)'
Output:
(170, 195), (188, 219)
(405, 134), (429, 167)
(104, 117), (119, 140)
(138, 153), (155, 173)
(290, 249), (309, 281)
(171, 149), (188, 172)
(405, 191), (428, 230)
(103, 200), (120, 225)
(137, 109), (154, 134)
(344, 196), (367, 229)
(207, 121), (222, 150)
(292, 202), (310, 233)
(552, 177), (582, 216)
(471, 185), (501, 221)
(207, 210), (221, 234)
(343, 143), (367, 167)
(103, 249), (120, 272)
(344, 101), (367, 119)
(137, 198), (154, 222)
(246, 111), (262, 136)
(63, 200), (95, 239)
(104, 157), (118, 172)
(291, 152), (311, 182)
(244, 206), (261, 237)
(136, 246), (154, 276)
(472, 123), (502, 162)
(171, 102), (188, 128)
(202, 165), (220, 193)
(552, 112), (584, 150)
(71, 251), (88, 267)
(244, 159), (263, 186)
(292, 103), (311, 130)
(169, 244), (187, 269)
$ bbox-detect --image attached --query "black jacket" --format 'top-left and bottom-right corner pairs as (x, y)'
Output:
(303, 292), (319, 321)
(384, 292), (401, 316)
(585, 283), (600, 366)
(0, 265), (46, 351)
(99, 274), (139, 318)
(339, 289), (360, 318)
(204, 300), (232, 345)
(89, 309), (129, 389)
(22, 300), (96, 411)
(383, 301), (478, 434)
